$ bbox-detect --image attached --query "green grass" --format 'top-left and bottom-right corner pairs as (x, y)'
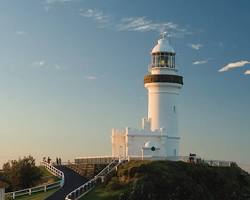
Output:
(39, 166), (60, 183)
(79, 160), (250, 200)
(39, 166), (52, 177)
(79, 185), (126, 200)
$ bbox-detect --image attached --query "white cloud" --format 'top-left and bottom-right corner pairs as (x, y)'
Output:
(16, 31), (25, 35)
(46, 0), (72, 4)
(32, 61), (64, 70)
(218, 60), (250, 72)
(117, 17), (175, 32)
(192, 60), (208, 65)
(116, 17), (188, 35)
(32, 60), (46, 67)
(80, 9), (190, 36)
(54, 64), (62, 70)
(189, 43), (202, 50)
(80, 9), (110, 25)
(85, 75), (97, 80)
(44, 0), (72, 11)
(244, 70), (250, 75)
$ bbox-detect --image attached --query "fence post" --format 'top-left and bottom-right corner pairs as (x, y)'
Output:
(0, 188), (5, 200)
(44, 185), (47, 192)
(29, 189), (31, 195)
(60, 179), (64, 187)
(13, 192), (15, 199)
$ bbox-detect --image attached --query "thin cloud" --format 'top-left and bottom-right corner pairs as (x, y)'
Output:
(32, 60), (46, 67)
(80, 9), (190, 36)
(80, 9), (110, 25)
(117, 17), (189, 36)
(44, 0), (72, 11)
(117, 17), (176, 32)
(16, 31), (25, 35)
(189, 43), (203, 50)
(218, 60), (250, 72)
(244, 70), (250, 75)
(32, 61), (63, 70)
(45, 0), (72, 4)
(85, 75), (98, 80)
(54, 64), (62, 70)
(192, 60), (208, 65)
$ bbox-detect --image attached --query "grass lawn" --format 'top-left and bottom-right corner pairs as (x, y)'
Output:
(39, 166), (60, 183)
(14, 188), (59, 200)
(79, 185), (126, 200)
(39, 166), (52, 177)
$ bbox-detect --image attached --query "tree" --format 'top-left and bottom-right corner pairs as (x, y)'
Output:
(2, 155), (42, 191)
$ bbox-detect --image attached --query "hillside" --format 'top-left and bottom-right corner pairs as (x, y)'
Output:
(81, 160), (250, 200)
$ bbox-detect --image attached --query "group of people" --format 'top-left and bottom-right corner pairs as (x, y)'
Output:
(43, 156), (62, 165)
(56, 157), (62, 165)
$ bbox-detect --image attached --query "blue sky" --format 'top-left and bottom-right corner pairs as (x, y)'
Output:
(0, 0), (249, 166)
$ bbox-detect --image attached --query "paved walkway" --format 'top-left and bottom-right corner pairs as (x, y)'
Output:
(46, 166), (87, 200)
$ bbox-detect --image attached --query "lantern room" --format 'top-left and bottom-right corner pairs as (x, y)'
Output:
(151, 33), (176, 69)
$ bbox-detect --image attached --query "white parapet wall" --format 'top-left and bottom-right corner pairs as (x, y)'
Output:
(112, 127), (169, 159)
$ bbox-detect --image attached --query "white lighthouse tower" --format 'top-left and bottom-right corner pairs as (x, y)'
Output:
(112, 34), (183, 159)
(144, 33), (183, 156)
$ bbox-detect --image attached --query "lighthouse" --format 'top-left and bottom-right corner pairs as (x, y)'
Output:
(112, 34), (183, 159)
(144, 33), (183, 156)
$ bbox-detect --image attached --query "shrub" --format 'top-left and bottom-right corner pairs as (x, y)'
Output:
(2, 155), (43, 191)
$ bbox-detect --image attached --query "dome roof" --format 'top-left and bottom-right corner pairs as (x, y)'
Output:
(151, 36), (175, 54)
(144, 141), (158, 148)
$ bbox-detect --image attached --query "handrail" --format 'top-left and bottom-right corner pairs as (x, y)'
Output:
(41, 161), (65, 187)
(5, 181), (62, 199)
(5, 161), (65, 199)
(65, 159), (124, 200)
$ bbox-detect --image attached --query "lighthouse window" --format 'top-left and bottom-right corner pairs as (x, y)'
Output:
(160, 59), (165, 66)
(169, 55), (172, 68)
(152, 56), (155, 66)
(152, 53), (176, 68)
(156, 55), (160, 67)
(173, 106), (176, 113)
(173, 56), (175, 67)
(160, 55), (165, 67)
(164, 55), (168, 67)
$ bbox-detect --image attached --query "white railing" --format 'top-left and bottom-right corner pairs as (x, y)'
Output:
(75, 156), (118, 165)
(126, 155), (190, 162)
(203, 160), (233, 167)
(41, 161), (65, 187)
(5, 181), (62, 199)
(5, 161), (64, 199)
(238, 163), (250, 173)
(126, 155), (237, 167)
(65, 159), (124, 200)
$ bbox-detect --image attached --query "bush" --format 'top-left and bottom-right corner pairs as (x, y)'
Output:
(106, 160), (250, 200)
(2, 155), (43, 191)
(107, 177), (125, 191)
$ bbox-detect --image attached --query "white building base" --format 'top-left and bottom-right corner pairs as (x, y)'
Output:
(112, 121), (180, 160)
